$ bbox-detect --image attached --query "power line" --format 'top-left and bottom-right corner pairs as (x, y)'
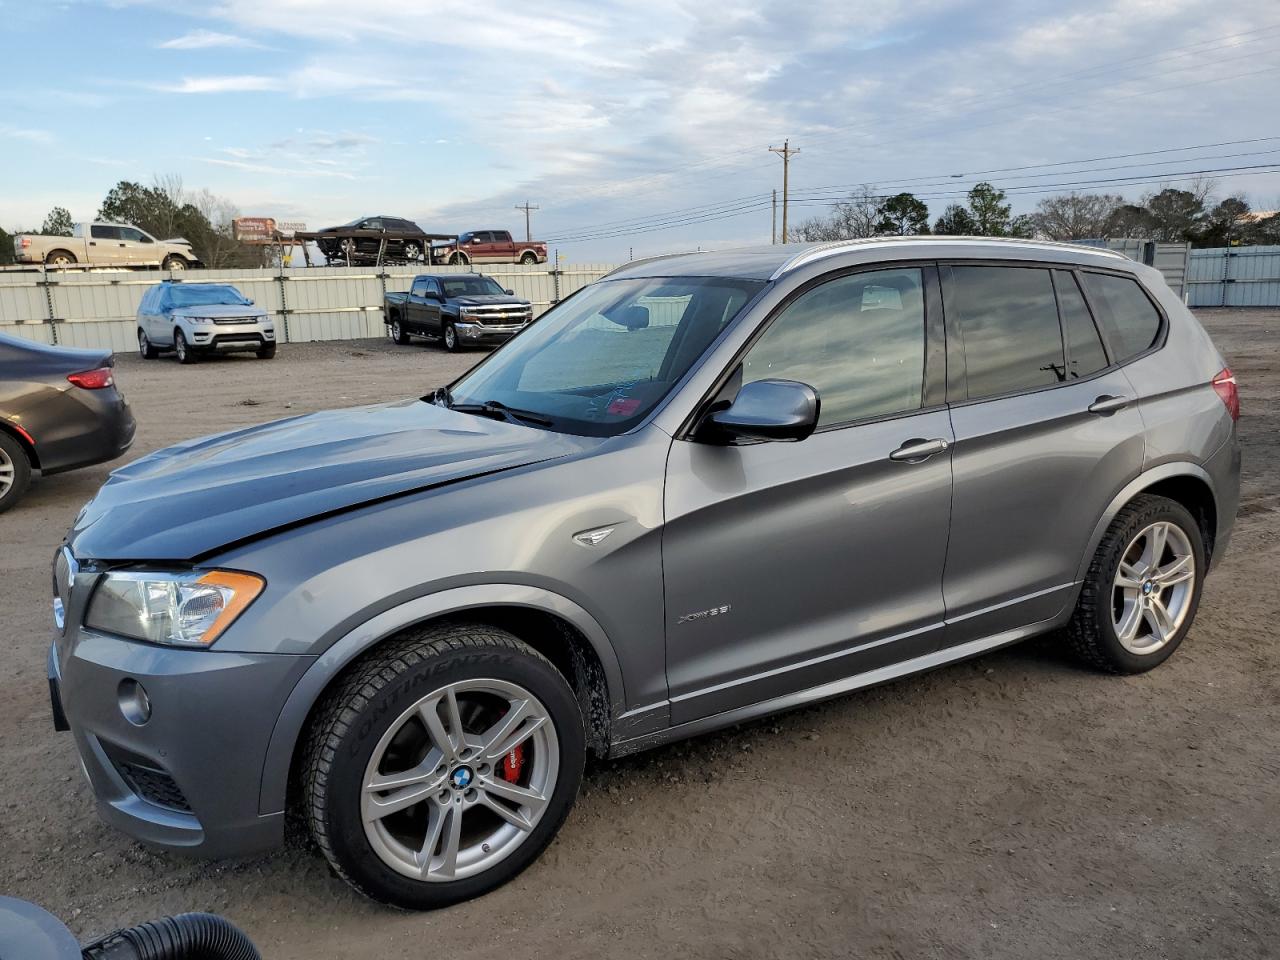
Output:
(514, 201), (539, 242)
(544, 139), (1280, 241)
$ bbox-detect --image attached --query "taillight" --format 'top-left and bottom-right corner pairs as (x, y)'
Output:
(67, 367), (114, 390)
(19, 237), (31, 248)
(1211, 367), (1239, 421)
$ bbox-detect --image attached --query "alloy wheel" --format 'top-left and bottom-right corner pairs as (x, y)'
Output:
(1112, 520), (1197, 655)
(361, 678), (559, 883)
(0, 447), (13, 499)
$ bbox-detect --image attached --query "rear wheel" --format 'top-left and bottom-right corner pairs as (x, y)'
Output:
(138, 328), (159, 359)
(443, 321), (460, 352)
(1066, 494), (1205, 673)
(519, 251), (538, 265)
(45, 250), (76, 268)
(390, 318), (411, 345)
(0, 432), (33, 515)
(302, 624), (585, 909)
(174, 329), (197, 364)
(403, 241), (423, 262)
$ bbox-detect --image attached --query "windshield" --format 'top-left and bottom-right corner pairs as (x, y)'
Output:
(442, 276), (507, 298)
(167, 284), (251, 308)
(446, 276), (764, 436)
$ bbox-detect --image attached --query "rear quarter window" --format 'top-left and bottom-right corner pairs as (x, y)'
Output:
(1080, 272), (1162, 362)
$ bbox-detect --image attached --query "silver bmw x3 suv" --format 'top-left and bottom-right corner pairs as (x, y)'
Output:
(49, 237), (1240, 908)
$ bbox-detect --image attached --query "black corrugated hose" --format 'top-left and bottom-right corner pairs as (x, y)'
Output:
(79, 912), (261, 960)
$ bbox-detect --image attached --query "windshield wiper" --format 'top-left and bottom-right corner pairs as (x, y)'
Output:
(429, 389), (554, 427)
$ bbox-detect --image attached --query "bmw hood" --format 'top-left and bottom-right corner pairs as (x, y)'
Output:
(67, 399), (594, 561)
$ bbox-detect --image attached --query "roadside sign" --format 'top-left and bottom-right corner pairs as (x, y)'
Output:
(233, 217), (277, 243)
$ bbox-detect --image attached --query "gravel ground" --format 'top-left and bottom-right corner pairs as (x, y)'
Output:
(2, 311), (1278, 959)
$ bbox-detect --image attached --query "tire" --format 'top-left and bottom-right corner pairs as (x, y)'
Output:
(138, 328), (159, 360)
(443, 321), (460, 352)
(403, 242), (423, 262)
(257, 342), (277, 359)
(45, 250), (76, 267)
(302, 624), (585, 910)
(519, 251), (538, 265)
(0, 431), (33, 515)
(174, 329), (197, 364)
(339, 238), (358, 260)
(162, 256), (188, 271)
(1066, 494), (1206, 674)
(390, 318), (411, 345)
(448, 252), (468, 266)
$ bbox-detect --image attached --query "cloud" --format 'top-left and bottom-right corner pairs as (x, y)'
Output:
(0, 124), (53, 143)
(160, 75), (285, 94)
(158, 29), (265, 50)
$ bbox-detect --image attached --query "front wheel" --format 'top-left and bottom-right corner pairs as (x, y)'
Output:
(302, 625), (585, 909)
(1066, 494), (1205, 673)
(174, 329), (197, 364)
(257, 342), (277, 359)
(443, 321), (460, 352)
(162, 255), (188, 271)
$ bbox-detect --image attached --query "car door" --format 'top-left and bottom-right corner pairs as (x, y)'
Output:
(360, 218), (384, 258)
(470, 232), (500, 263)
(118, 226), (156, 266)
(662, 265), (954, 724)
(938, 263), (1146, 647)
(88, 224), (120, 264)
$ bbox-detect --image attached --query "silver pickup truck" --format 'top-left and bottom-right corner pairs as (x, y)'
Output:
(13, 222), (199, 270)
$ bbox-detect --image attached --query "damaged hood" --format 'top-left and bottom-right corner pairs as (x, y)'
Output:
(67, 398), (593, 561)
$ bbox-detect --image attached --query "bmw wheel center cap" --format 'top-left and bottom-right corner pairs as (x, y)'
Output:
(450, 766), (474, 790)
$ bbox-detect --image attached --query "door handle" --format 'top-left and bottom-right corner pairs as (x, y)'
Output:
(889, 438), (949, 462)
(1087, 395), (1130, 415)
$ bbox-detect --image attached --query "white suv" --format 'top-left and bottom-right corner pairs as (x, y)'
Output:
(137, 282), (276, 363)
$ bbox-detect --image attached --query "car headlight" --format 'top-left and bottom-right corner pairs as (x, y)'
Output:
(85, 570), (264, 647)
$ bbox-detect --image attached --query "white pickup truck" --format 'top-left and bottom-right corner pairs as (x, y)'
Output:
(13, 222), (199, 270)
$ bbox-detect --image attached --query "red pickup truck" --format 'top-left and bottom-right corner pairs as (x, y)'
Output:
(431, 230), (547, 266)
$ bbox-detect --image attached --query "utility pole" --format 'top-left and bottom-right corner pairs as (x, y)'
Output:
(515, 201), (539, 241)
(768, 139), (799, 243)
(771, 189), (777, 244)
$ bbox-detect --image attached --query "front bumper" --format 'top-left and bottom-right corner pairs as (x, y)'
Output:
(49, 630), (311, 858)
(454, 320), (527, 342)
(182, 320), (275, 354)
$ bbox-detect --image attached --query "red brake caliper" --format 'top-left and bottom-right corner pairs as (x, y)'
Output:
(498, 744), (526, 783)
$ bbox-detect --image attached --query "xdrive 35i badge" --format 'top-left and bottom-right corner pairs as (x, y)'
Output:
(677, 604), (731, 624)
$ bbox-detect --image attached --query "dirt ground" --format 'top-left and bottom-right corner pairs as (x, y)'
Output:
(2, 311), (1278, 959)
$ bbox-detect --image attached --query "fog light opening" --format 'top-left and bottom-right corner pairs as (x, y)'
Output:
(118, 678), (152, 726)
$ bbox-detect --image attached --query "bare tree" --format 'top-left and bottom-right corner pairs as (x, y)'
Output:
(793, 185), (884, 241)
(1031, 193), (1123, 240)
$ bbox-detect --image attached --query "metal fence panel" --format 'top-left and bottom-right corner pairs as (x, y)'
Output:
(0, 262), (617, 351)
(1188, 246), (1280, 307)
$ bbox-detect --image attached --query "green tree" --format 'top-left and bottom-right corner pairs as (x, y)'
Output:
(1142, 188), (1206, 242)
(967, 182), (1012, 236)
(1009, 214), (1037, 239)
(98, 181), (174, 236)
(1196, 196), (1250, 246)
(1103, 203), (1157, 237)
(933, 203), (976, 234)
(40, 206), (74, 236)
(0, 226), (13, 265)
(875, 192), (930, 235)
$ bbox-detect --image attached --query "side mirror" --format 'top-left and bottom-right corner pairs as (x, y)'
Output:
(246, 298), (255, 305)
(699, 379), (820, 444)
(504, 289), (515, 296)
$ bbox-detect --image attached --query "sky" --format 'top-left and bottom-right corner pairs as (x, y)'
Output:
(1, 0), (1278, 262)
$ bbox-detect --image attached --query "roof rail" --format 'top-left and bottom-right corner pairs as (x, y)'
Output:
(768, 235), (1127, 281)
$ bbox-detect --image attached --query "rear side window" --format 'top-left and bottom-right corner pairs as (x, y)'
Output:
(90, 225), (119, 240)
(742, 267), (926, 426)
(1053, 270), (1108, 379)
(949, 266), (1064, 399)
(1080, 272), (1162, 361)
